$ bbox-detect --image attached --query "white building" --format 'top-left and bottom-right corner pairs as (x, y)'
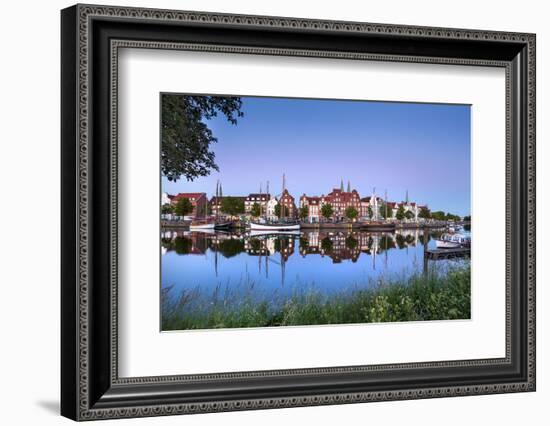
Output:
(161, 192), (171, 206)
(266, 197), (279, 221)
(244, 193), (270, 215)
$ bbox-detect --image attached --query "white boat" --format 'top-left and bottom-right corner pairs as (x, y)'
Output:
(249, 229), (300, 237)
(435, 233), (470, 249)
(250, 221), (300, 231)
(249, 174), (301, 232)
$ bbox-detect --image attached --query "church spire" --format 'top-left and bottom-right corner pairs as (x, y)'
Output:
(347, 180), (351, 193)
(340, 179), (344, 191)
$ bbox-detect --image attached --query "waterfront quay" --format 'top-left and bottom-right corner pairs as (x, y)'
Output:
(161, 180), (468, 227)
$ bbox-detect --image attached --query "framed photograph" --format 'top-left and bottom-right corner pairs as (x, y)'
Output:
(61, 4), (536, 421)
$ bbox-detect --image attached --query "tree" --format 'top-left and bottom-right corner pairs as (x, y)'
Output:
(379, 202), (391, 219)
(274, 203), (282, 219)
(161, 95), (244, 182)
(431, 210), (447, 221)
(446, 213), (460, 221)
(299, 205), (309, 220)
(405, 210), (414, 220)
(321, 236), (333, 253)
(367, 206), (373, 219)
(345, 235), (358, 249)
(218, 239), (245, 258)
(345, 206), (358, 221)
(419, 207), (431, 219)
(174, 197), (193, 217)
(463, 215), (471, 222)
(173, 237), (192, 254)
(321, 203), (334, 221)
(161, 203), (174, 215)
(395, 205), (406, 221)
(250, 202), (261, 218)
(220, 197), (245, 217)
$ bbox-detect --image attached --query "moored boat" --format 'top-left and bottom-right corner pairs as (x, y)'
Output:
(249, 221), (300, 231)
(435, 233), (470, 249)
(360, 222), (396, 232)
(248, 229), (300, 237)
(213, 221), (233, 230)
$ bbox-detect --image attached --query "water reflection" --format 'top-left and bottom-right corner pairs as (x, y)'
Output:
(161, 228), (451, 298)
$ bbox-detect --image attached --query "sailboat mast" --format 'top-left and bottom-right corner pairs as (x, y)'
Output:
(216, 179), (220, 222)
(385, 189), (388, 220)
(266, 180), (270, 220)
(259, 181), (262, 217)
(282, 173), (286, 220)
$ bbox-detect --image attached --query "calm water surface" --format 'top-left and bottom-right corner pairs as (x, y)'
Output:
(161, 229), (468, 306)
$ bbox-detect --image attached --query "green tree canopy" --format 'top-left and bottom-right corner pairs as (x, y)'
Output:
(367, 206), (373, 219)
(250, 202), (261, 218)
(220, 197), (245, 217)
(321, 203), (334, 220)
(161, 203), (174, 215)
(345, 206), (358, 221)
(161, 95), (243, 182)
(345, 235), (358, 249)
(174, 197), (193, 217)
(321, 236), (333, 253)
(446, 213), (460, 221)
(274, 203), (282, 219)
(395, 205), (406, 221)
(405, 210), (414, 220)
(431, 211), (447, 221)
(299, 205), (309, 220)
(379, 202), (391, 219)
(218, 239), (245, 258)
(419, 207), (431, 219)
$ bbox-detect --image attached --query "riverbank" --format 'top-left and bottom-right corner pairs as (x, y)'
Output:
(162, 266), (470, 330)
(161, 220), (464, 232)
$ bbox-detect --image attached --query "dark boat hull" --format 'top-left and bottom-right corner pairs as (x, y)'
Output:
(359, 222), (396, 232)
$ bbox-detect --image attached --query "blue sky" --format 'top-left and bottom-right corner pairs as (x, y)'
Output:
(162, 96), (471, 216)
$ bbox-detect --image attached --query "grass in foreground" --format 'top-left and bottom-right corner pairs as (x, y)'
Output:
(161, 266), (471, 330)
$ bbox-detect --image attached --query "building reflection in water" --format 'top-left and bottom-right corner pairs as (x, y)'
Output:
(160, 228), (433, 265)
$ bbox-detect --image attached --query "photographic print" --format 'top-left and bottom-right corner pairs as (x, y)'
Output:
(160, 94), (472, 331)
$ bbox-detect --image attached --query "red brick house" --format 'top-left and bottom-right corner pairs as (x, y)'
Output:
(279, 189), (297, 218)
(172, 192), (208, 218)
(321, 188), (361, 220)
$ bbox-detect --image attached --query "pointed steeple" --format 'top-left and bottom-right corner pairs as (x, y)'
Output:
(340, 179), (344, 191)
(219, 182), (223, 198)
(347, 180), (351, 193)
(405, 189), (409, 204)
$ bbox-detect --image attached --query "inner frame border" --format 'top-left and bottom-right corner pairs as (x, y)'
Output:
(111, 40), (511, 384)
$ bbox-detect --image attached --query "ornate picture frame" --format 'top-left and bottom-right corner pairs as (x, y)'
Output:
(61, 4), (535, 421)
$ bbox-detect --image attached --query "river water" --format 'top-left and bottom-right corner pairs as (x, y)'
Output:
(161, 228), (468, 310)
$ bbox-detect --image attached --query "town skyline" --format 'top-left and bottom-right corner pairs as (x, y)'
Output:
(161, 96), (471, 216)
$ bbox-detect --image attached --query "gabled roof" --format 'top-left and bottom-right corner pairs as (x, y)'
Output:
(210, 196), (246, 203)
(174, 192), (206, 200)
(246, 193), (270, 200)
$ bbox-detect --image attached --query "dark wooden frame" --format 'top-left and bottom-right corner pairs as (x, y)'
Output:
(61, 4), (536, 421)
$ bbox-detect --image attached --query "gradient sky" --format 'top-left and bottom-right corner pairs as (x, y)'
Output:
(162, 96), (471, 216)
